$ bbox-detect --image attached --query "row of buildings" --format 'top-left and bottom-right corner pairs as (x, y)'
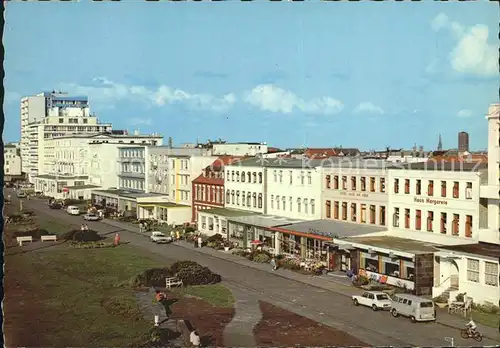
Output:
(12, 91), (500, 305)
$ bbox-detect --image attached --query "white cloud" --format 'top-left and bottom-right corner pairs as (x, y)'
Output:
(353, 102), (385, 115)
(457, 109), (473, 118)
(244, 84), (343, 115)
(431, 13), (497, 77)
(60, 77), (237, 112)
(5, 91), (21, 104)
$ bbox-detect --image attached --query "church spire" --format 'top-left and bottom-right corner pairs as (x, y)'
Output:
(437, 134), (443, 151)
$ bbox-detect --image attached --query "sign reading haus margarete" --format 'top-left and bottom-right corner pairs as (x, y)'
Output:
(414, 197), (448, 206)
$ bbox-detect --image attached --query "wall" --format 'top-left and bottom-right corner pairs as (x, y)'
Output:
(4, 146), (22, 176)
(414, 253), (434, 296)
(224, 164), (266, 213)
(212, 143), (268, 156)
(457, 255), (499, 305)
(266, 167), (321, 220)
(167, 207), (192, 225)
(388, 169), (481, 245)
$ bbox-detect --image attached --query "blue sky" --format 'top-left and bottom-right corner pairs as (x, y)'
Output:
(4, 1), (498, 150)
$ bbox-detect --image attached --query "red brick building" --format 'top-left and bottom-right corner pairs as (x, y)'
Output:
(191, 156), (243, 222)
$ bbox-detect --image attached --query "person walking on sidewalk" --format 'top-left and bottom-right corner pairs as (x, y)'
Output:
(270, 257), (277, 271)
(197, 236), (203, 248)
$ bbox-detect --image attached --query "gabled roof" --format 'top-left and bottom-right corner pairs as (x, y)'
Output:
(192, 173), (224, 185)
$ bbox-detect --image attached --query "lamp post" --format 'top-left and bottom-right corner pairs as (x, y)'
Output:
(444, 336), (454, 347)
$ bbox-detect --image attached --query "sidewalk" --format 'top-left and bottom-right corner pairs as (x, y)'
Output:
(103, 219), (500, 340)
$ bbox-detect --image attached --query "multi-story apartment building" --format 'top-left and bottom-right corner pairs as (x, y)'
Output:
(34, 132), (163, 199)
(322, 161), (389, 227)
(266, 160), (322, 220)
(212, 142), (268, 156)
(20, 91), (112, 181)
(117, 146), (149, 192)
(4, 143), (23, 180)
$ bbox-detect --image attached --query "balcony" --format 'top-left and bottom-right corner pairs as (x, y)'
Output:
(479, 184), (500, 200)
(118, 171), (145, 179)
(118, 157), (145, 163)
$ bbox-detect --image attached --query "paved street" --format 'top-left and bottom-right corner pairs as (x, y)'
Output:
(19, 196), (500, 346)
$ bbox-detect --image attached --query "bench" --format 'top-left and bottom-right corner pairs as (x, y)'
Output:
(16, 236), (33, 246)
(165, 277), (183, 289)
(41, 235), (57, 242)
(176, 319), (194, 346)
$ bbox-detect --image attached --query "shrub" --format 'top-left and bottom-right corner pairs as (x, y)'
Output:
(352, 275), (370, 287)
(277, 258), (301, 271)
(455, 293), (466, 302)
(232, 249), (247, 257)
(185, 226), (196, 233)
(130, 267), (173, 288)
(176, 265), (221, 286)
(170, 261), (199, 275)
(253, 253), (271, 263)
(473, 302), (500, 314)
(68, 241), (114, 249)
(207, 234), (224, 243)
(61, 229), (103, 242)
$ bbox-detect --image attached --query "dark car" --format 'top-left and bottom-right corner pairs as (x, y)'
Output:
(49, 203), (62, 210)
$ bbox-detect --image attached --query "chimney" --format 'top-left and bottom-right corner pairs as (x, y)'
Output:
(168, 137), (173, 149)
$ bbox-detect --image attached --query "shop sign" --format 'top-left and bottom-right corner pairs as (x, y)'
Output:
(413, 196), (448, 206)
(340, 191), (369, 198)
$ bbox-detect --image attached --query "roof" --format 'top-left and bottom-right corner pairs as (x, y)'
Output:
(36, 174), (89, 180)
(438, 242), (500, 259)
(230, 157), (325, 169)
(345, 236), (439, 254)
(192, 173), (224, 185)
(395, 161), (488, 172)
(65, 184), (101, 190)
(304, 148), (337, 159)
(91, 189), (167, 199)
(54, 132), (161, 140)
(138, 202), (190, 208)
(209, 156), (247, 170)
(429, 154), (488, 163)
(228, 214), (304, 228)
(271, 219), (386, 239)
(201, 207), (259, 218)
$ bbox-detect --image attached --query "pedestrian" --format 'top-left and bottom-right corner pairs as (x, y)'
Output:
(80, 224), (85, 232)
(197, 236), (202, 248)
(170, 230), (175, 240)
(139, 222), (143, 234)
(114, 233), (120, 246)
(84, 224), (89, 231)
(270, 257), (277, 271)
(189, 330), (200, 347)
(193, 236), (198, 248)
(176, 230), (180, 241)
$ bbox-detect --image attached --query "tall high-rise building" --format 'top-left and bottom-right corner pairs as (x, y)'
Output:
(437, 134), (443, 151)
(20, 91), (112, 182)
(458, 131), (469, 153)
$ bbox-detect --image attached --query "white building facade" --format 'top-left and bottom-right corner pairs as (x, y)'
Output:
(212, 142), (268, 156)
(322, 164), (389, 228)
(4, 143), (22, 178)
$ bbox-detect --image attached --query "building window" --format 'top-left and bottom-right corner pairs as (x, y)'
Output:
(453, 182), (459, 198)
(441, 181), (447, 197)
(360, 177), (366, 191)
(441, 213), (447, 234)
(231, 190), (235, 204)
(380, 206), (386, 226)
(236, 171), (240, 182)
(241, 172), (245, 182)
(380, 178), (385, 193)
(428, 180), (434, 196)
(342, 176), (348, 190)
(236, 191), (240, 205)
(466, 259), (480, 283)
(273, 170), (277, 182)
(351, 203), (357, 222)
(271, 195), (274, 209)
(393, 208), (400, 227)
(282, 196), (286, 211)
(427, 211), (434, 232)
(258, 172), (262, 183)
(465, 182), (472, 199)
(253, 193), (257, 207)
(59, 118), (64, 123)
(307, 172), (312, 185)
(304, 199), (309, 214)
(231, 171), (235, 181)
(297, 198), (302, 213)
(258, 194), (263, 208)
(247, 172), (251, 182)
(369, 205), (376, 224)
(253, 172), (257, 183)
(415, 210), (422, 230)
(333, 176), (339, 189)
(276, 195), (281, 210)
(370, 177), (375, 192)
(416, 180), (421, 195)
(452, 214), (459, 236)
(360, 204), (367, 223)
(334, 201), (339, 219)
(326, 175), (331, 189)
(300, 172), (305, 185)
(394, 179), (399, 194)
(351, 176), (357, 190)
(289, 171), (293, 185)
(326, 200), (331, 218)
(247, 193), (251, 206)
(226, 190), (230, 203)
(289, 197), (293, 211)
(465, 215), (472, 238)
(484, 262), (499, 286)
(404, 179), (410, 194)
(242, 191), (246, 206)
(404, 209), (410, 228)
(341, 202), (347, 220)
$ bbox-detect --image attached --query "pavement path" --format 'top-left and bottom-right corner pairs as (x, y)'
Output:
(19, 196), (500, 346)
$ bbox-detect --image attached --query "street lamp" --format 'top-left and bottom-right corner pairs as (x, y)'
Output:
(444, 336), (454, 347)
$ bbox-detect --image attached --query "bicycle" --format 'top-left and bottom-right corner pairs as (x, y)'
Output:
(460, 328), (483, 342)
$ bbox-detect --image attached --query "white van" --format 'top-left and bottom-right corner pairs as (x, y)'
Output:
(66, 206), (80, 216)
(390, 294), (436, 323)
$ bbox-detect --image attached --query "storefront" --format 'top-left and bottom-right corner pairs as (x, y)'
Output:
(197, 207), (259, 237)
(91, 189), (170, 216)
(137, 202), (191, 226)
(343, 235), (438, 295)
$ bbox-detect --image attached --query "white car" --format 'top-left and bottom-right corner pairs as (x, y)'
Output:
(83, 214), (100, 221)
(150, 231), (173, 244)
(352, 291), (392, 311)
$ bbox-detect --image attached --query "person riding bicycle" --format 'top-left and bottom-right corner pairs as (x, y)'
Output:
(466, 319), (477, 335)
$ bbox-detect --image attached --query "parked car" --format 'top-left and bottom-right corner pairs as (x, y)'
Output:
(49, 203), (62, 210)
(352, 291), (392, 311)
(66, 206), (81, 216)
(83, 213), (100, 221)
(16, 192), (27, 198)
(150, 231), (172, 244)
(390, 294), (436, 322)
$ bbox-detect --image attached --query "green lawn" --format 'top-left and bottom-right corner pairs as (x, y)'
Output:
(38, 218), (78, 235)
(174, 284), (234, 308)
(8, 245), (167, 346)
(471, 308), (499, 328)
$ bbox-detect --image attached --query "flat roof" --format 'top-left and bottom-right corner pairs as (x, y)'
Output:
(138, 202), (190, 208)
(91, 189), (166, 199)
(273, 219), (386, 239)
(66, 184), (101, 190)
(202, 207), (259, 218)
(228, 214), (304, 228)
(37, 174), (89, 180)
(395, 162), (488, 172)
(438, 242), (500, 259)
(230, 157), (325, 169)
(346, 236), (439, 254)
